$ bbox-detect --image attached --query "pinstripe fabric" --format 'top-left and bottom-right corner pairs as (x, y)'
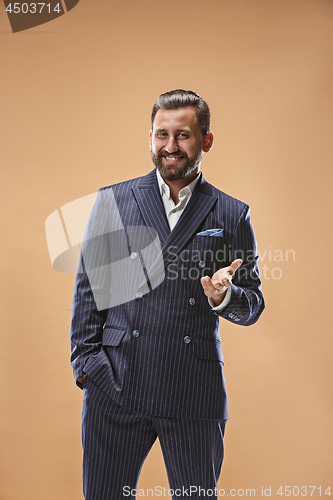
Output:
(82, 376), (225, 500)
(71, 169), (264, 419)
(71, 169), (264, 498)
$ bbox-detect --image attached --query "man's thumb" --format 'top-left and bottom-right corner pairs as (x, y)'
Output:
(228, 259), (243, 275)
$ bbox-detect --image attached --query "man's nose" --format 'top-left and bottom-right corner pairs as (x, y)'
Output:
(165, 136), (179, 154)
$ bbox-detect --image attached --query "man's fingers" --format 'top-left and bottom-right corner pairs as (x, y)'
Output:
(228, 258), (243, 276)
(221, 275), (232, 287)
(201, 276), (227, 295)
(201, 259), (242, 297)
(201, 276), (213, 291)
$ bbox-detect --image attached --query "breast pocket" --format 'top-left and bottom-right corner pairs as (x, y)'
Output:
(190, 234), (228, 272)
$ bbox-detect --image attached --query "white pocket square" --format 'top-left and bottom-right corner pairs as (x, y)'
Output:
(196, 229), (224, 237)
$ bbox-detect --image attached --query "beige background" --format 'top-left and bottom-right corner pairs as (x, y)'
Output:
(1, 0), (332, 498)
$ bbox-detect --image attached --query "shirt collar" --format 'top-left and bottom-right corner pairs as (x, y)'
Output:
(156, 169), (201, 199)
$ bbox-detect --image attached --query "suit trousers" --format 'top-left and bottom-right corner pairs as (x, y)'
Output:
(82, 377), (226, 500)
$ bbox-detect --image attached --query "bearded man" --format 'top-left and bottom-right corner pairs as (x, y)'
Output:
(70, 89), (265, 499)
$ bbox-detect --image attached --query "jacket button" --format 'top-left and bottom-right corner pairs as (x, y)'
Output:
(136, 291), (143, 299)
(132, 330), (140, 337)
(183, 336), (191, 344)
(189, 297), (195, 305)
(199, 261), (206, 268)
(130, 252), (138, 259)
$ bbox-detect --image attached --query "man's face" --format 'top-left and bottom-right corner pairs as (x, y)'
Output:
(149, 107), (213, 182)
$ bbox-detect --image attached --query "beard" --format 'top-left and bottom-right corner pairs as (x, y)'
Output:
(151, 147), (203, 181)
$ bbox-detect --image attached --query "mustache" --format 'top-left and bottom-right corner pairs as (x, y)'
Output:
(158, 150), (187, 159)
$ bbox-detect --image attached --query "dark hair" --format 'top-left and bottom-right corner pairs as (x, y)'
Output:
(151, 89), (210, 138)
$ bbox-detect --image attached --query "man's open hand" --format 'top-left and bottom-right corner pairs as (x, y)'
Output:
(200, 259), (243, 306)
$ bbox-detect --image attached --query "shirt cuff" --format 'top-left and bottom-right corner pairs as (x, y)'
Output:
(208, 286), (232, 312)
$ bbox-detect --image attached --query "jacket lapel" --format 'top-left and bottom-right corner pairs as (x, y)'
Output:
(162, 176), (218, 264)
(133, 170), (218, 282)
(132, 169), (170, 248)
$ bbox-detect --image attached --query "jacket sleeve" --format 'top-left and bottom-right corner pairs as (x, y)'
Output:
(217, 205), (265, 326)
(70, 189), (110, 388)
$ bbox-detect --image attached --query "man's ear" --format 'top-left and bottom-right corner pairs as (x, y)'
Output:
(203, 132), (214, 153)
(149, 130), (153, 150)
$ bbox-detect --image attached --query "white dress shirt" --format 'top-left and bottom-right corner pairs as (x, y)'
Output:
(156, 169), (231, 311)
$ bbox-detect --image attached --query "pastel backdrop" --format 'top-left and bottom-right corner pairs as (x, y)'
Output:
(1, 0), (332, 498)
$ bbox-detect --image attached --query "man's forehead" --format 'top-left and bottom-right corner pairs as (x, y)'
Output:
(153, 107), (199, 130)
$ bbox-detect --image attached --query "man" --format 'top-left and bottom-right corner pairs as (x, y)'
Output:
(70, 90), (265, 499)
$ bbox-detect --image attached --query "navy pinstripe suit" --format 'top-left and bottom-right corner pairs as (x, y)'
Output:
(70, 169), (264, 499)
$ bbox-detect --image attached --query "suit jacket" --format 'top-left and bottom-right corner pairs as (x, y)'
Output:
(70, 169), (265, 420)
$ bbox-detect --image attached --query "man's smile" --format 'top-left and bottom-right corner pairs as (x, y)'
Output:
(163, 155), (184, 163)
